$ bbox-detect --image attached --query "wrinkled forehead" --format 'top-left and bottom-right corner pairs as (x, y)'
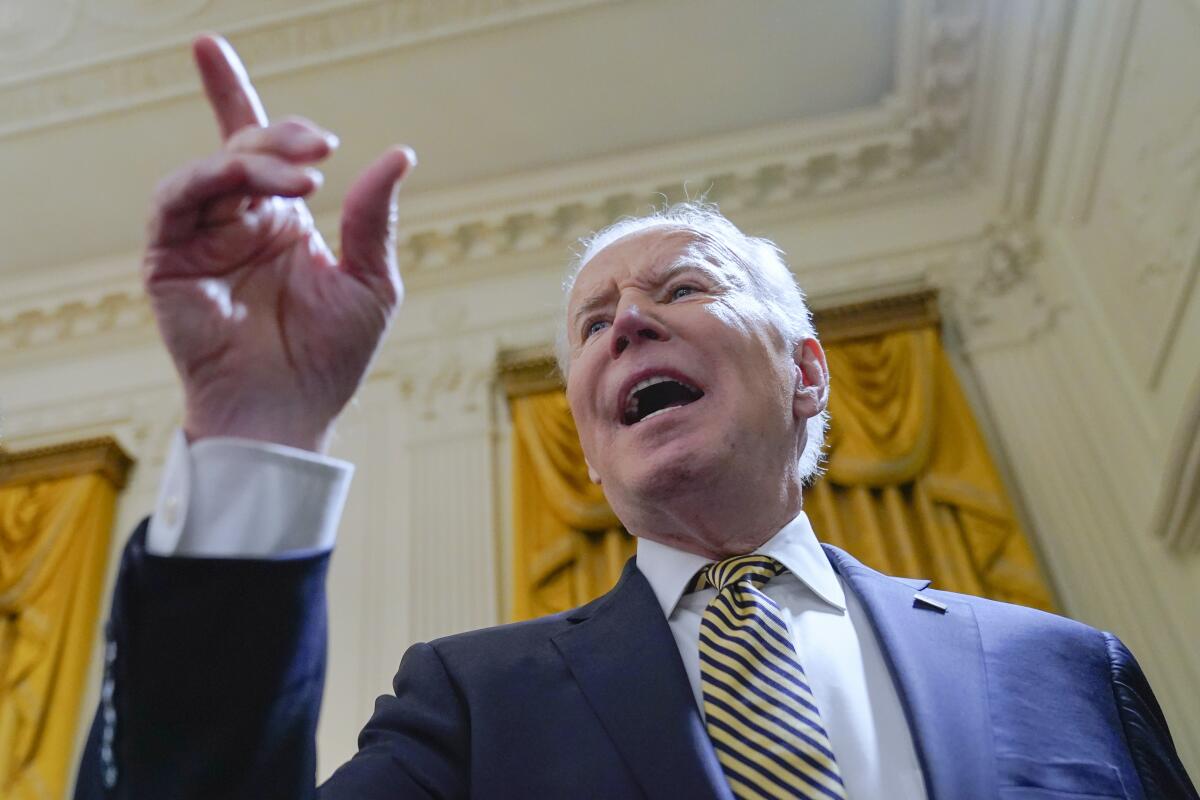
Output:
(568, 225), (748, 307)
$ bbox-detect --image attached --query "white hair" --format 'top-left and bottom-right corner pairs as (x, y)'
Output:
(556, 201), (829, 481)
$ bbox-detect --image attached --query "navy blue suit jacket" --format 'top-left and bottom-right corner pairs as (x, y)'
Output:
(76, 521), (1196, 799)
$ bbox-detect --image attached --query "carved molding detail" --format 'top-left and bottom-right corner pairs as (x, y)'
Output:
(0, 228), (1056, 445)
(494, 289), (946, 402)
(945, 222), (1061, 353)
(497, 345), (561, 399)
(0, 289), (153, 353)
(384, 339), (498, 426)
(0, 436), (134, 489)
(0, 0), (618, 138)
(396, 136), (951, 288)
(814, 289), (941, 344)
(394, 0), (984, 282)
(0, 0), (990, 357)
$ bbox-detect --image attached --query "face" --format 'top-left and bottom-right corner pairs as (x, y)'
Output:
(564, 227), (827, 516)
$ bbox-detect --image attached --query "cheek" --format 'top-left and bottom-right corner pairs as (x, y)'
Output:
(702, 298), (752, 335)
(700, 294), (779, 344)
(566, 363), (605, 434)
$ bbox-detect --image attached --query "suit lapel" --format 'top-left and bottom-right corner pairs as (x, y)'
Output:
(823, 545), (997, 800)
(553, 560), (733, 800)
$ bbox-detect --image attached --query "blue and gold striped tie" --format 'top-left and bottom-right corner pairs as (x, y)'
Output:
(691, 555), (848, 800)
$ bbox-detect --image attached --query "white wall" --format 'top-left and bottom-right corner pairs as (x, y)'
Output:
(1, 0), (1197, 784)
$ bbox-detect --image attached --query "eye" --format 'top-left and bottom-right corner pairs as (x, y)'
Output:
(584, 319), (610, 339)
(669, 284), (699, 301)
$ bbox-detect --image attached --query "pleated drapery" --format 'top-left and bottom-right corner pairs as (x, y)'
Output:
(510, 391), (633, 620)
(807, 327), (1053, 610)
(504, 292), (1054, 620)
(0, 439), (132, 800)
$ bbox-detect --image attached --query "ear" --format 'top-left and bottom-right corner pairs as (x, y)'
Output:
(585, 456), (602, 485)
(792, 337), (829, 422)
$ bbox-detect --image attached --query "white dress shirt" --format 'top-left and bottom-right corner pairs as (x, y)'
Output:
(638, 517), (927, 799)
(148, 434), (927, 799)
(147, 430), (352, 557)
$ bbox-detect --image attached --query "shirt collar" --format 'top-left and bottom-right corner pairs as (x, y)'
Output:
(635, 510), (847, 618)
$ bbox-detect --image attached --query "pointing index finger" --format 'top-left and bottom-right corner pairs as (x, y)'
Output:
(193, 34), (268, 141)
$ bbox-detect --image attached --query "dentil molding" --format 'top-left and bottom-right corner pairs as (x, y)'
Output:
(391, 0), (985, 283)
(0, 223), (1065, 454)
(0, 289), (152, 356)
(0, 0), (995, 358)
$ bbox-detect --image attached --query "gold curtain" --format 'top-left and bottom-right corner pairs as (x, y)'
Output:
(510, 391), (634, 620)
(0, 439), (132, 800)
(504, 292), (1053, 619)
(807, 325), (1053, 610)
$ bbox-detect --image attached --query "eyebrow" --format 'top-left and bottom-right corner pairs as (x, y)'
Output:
(571, 288), (615, 330)
(658, 256), (725, 284)
(569, 257), (728, 331)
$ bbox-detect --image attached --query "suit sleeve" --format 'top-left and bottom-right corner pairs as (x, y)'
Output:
(318, 642), (470, 799)
(75, 521), (470, 800)
(1104, 632), (1198, 800)
(75, 520), (330, 799)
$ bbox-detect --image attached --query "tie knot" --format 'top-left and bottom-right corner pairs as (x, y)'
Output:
(690, 554), (785, 594)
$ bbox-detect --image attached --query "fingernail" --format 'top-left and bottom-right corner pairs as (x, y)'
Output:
(402, 146), (418, 169)
(323, 132), (340, 150)
(304, 167), (324, 188)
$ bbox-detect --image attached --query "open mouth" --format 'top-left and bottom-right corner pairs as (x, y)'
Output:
(622, 376), (704, 425)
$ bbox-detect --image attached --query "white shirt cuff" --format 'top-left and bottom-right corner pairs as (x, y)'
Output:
(146, 430), (353, 558)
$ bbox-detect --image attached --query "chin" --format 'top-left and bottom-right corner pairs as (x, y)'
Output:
(622, 440), (720, 500)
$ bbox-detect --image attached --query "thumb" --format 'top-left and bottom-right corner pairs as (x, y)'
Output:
(339, 145), (416, 305)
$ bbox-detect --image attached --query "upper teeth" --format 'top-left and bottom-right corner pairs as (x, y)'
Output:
(624, 375), (697, 415)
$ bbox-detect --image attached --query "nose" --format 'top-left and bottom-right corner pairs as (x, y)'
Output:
(609, 301), (668, 357)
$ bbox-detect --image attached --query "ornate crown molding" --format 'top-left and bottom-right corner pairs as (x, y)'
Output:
(497, 345), (562, 399)
(814, 289), (941, 344)
(0, 0), (618, 138)
(0, 289), (153, 356)
(0, 0), (992, 359)
(0, 436), (134, 489)
(494, 288), (946, 402)
(390, 0), (985, 285)
(944, 222), (1061, 353)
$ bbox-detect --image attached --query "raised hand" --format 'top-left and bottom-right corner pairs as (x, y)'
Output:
(145, 35), (416, 452)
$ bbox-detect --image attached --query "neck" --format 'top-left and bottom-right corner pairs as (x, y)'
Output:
(613, 471), (805, 560)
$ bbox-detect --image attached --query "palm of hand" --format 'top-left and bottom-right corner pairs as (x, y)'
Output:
(147, 36), (413, 451)
(148, 198), (395, 446)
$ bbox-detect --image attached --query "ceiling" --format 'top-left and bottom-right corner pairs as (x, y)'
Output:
(0, 0), (898, 275)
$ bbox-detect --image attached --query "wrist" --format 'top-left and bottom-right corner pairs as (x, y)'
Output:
(183, 409), (333, 454)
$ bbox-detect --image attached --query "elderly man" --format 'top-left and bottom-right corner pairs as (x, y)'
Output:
(76, 36), (1195, 800)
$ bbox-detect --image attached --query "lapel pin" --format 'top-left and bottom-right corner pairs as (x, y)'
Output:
(913, 593), (948, 614)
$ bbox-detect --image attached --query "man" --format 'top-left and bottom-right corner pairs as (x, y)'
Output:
(75, 35), (1195, 800)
